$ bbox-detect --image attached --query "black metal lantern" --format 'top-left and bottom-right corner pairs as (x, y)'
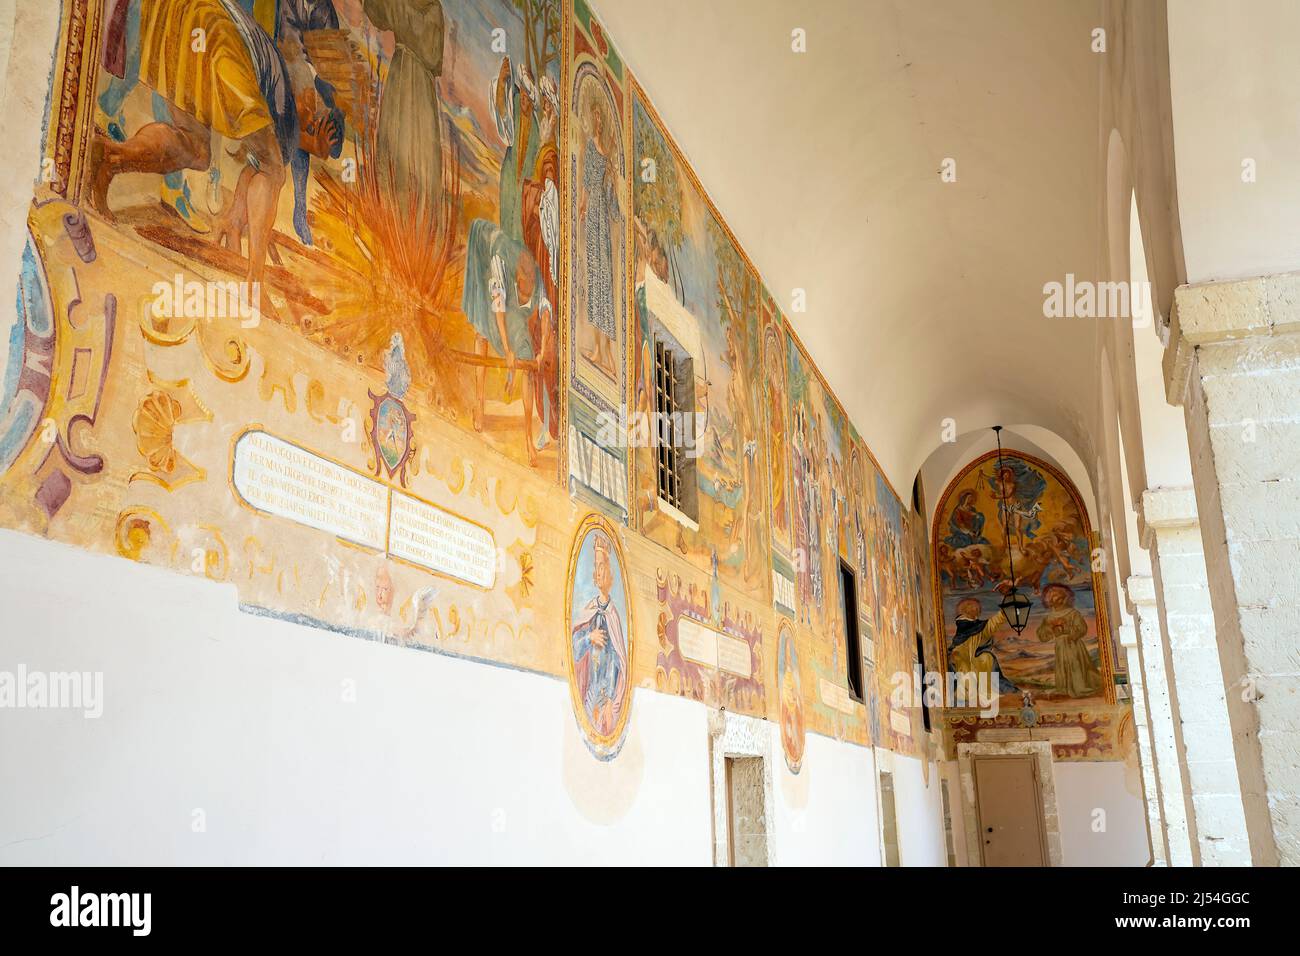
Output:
(999, 586), (1033, 634)
(993, 426), (1032, 635)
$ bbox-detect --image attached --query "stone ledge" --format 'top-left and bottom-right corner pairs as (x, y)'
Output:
(1126, 573), (1158, 608)
(1138, 485), (1198, 545)
(1167, 271), (1300, 405)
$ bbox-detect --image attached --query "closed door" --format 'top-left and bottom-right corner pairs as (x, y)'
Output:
(725, 756), (768, 867)
(973, 755), (1048, 866)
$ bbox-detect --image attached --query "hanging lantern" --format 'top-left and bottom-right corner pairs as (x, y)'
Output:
(999, 586), (1033, 635)
(992, 425), (1032, 635)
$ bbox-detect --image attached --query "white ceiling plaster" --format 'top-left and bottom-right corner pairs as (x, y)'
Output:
(593, 0), (1105, 492)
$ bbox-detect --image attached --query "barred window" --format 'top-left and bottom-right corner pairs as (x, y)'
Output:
(653, 339), (698, 521)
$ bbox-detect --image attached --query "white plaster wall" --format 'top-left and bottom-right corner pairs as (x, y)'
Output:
(1054, 761), (1151, 867)
(1129, 196), (1192, 490)
(0, 529), (948, 865)
(0, 530), (720, 865)
(1168, 0), (1300, 283)
(769, 728), (881, 866)
(891, 754), (949, 866)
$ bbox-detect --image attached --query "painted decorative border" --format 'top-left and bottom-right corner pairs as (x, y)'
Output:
(562, 0), (633, 521)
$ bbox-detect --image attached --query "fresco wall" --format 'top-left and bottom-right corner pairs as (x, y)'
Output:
(4, 0), (937, 768)
(931, 449), (1129, 761)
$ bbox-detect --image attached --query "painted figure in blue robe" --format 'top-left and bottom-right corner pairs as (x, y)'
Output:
(944, 488), (989, 548)
(570, 533), (628, 737)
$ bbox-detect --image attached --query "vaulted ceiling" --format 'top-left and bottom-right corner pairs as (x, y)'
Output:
(595, 0), (1105, 492)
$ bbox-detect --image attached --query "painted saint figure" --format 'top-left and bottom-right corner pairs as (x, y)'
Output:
(982, 458), (1047, 547)
(944, 489), (988, 548)
(778, 630), (805, 772)
(491, 57), (539, 245)
(570, 532), (629, 736)
(460, 218), (550, 463)
(519, 75), (561, 451)
(948, 597), (1018, 695)
(90, 0), (344, 318)
(764, 331), (790, 541)
(578, 97), (621, 376)
(1038, 583), (1102, 698)
(362, 0), (446, 226)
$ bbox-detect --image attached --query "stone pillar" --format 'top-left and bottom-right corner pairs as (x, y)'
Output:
(1127, 575), (1196, 866)
(1119, 621), (1167, 865)
(1166, 274), (1300, 866)
(1139, 487), (1252, 865)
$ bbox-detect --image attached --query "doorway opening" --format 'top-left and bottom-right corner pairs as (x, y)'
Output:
(878, 769), (901, 866)
(724, 755), (768, 867)
(972, 754), (1049, 866)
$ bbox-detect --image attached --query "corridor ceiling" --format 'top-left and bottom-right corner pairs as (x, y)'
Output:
(596, 0), (1105, 493)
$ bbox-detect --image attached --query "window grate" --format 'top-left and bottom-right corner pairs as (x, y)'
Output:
(655, 340), (683, 511)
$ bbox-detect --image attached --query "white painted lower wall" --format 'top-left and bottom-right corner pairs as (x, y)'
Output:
(1054, 760), (1152, 867)
(0, 530), (945, 865)
(893, 753), (950, 866)
(770, 728), (880, 866)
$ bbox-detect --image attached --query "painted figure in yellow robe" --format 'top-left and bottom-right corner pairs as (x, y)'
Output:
(948, 597), (1018, 694)
(90, 0), (343, 317)
(1039, 583), (1102, 698)
(764, 333), (790, 540)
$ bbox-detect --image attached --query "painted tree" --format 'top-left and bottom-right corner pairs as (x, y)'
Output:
(632, 100), (684, 278)
(512, 0), (561, 86)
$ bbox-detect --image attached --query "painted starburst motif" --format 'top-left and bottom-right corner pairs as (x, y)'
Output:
(518, 551), (534, 596)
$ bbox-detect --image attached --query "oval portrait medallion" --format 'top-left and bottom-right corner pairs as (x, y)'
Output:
(777, 621), (805, 773)
(565, 513), (634, 758)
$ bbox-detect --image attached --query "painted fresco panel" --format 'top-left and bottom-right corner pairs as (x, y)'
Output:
(932, 449), (1121, 760)
(759, 286), (794, 617)
(629, 84), (771, 601)
(86, 0), (564, 476)
(3, 0), (1128, 774)
(565, 0), (630, 519)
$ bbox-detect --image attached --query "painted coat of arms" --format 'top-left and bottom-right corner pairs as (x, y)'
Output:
(367, 334), (416, 486)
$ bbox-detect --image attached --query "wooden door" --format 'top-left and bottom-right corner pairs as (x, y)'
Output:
(973, 755), (1048, 866)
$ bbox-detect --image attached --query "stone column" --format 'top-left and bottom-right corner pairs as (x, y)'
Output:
(1166, 274), (1300, 866)
(1119, 621), (1167, 865)
(1139, 487), (1251, 865)
(1127, 574), (1196, 866)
